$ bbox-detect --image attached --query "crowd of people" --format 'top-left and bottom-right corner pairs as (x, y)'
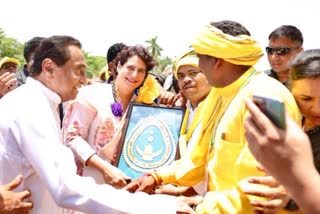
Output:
(0, 19), (319, 214)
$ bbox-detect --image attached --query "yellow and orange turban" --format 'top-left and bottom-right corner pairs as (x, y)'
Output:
(173, 50), (199, 78)
(192, 25), (263, 66)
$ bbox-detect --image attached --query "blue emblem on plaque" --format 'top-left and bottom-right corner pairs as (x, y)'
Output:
(117, 104), (184, 179)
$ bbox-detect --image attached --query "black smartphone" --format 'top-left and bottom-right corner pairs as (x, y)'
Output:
(253, 94), (286, 130)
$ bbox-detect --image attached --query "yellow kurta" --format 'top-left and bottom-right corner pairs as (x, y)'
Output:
(157, 67), (301, 213)
(157, 88), (220, 186)
(196, 68), (301, 213)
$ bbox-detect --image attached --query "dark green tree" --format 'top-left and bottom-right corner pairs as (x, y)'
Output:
(0, 29), (172, 80)
(145, 36), (163, 61)
(0, 28), (105, 78)
(0, 28), (25, 66)
(145, 36), (172, 74)
(83, 51), (106, 79)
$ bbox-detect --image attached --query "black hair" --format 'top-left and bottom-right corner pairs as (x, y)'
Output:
(23, 37), (46, 63)
(210, 20), (251, 36)
(107, 43), (127, 64)
(31, 35), (82, 76)
(114, 45), (155, 74)
(269, 25), (303, 46)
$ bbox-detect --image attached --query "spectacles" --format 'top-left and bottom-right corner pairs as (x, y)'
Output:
(1, 64), (18, 70)
(265, 47), (300, 56)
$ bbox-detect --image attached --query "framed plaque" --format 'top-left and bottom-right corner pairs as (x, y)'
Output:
(115, 102), (185, 180)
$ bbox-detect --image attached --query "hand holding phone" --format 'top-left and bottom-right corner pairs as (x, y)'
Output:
(253, 94), (286, 130)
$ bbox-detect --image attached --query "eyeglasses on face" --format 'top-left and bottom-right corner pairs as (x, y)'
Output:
(1, 64), (18, 70)
(265, 47), (299, 56)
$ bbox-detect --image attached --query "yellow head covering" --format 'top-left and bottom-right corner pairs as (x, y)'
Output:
(173, 50), (215, 158)
(192, 25), (263, 66)
(98, 64), (109, 81)
(173, 50), (199, 78)
(0, 56), (20, 68)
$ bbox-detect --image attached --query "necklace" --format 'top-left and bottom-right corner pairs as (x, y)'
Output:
(111, 81), (120, 102)
(111, 81), (123, 117)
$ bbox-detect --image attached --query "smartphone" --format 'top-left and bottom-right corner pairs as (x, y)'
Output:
(253, 94), (286, 130)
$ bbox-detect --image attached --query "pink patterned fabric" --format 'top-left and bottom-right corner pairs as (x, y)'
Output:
(62, 83), (121, 181)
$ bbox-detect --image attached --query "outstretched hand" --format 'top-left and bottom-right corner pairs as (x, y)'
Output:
(124, 174), (156, 194)
(240, 173), (289, 214)
(102, 164), (131, 189)
(176, 195), (202, 214)
(0, 175), (33, 214)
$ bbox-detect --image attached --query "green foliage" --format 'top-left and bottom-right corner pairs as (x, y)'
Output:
(145, 36), (163, 61)
(157, 56), (172, 74)
(145, 36), (172, 74)
(0, 28), (106, 78)
(83, 51), (106, 78)
(0, 28), (25, 67)
(0, 29), (172, 79)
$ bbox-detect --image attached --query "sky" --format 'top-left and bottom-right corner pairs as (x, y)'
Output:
(0, 0), (319, 70)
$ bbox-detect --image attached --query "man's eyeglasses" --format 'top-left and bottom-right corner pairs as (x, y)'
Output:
(1, 64), (18, 70)
(265, 47), (299, 56)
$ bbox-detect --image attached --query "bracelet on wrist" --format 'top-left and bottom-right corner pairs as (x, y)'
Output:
(143, 172), (157, 192)
(144, 171), (162, 187)
(152, 171), (163, 186)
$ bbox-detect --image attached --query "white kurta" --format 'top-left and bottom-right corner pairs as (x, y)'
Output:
(0, 77), (177, 214)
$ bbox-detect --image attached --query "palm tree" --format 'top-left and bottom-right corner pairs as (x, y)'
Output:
(145, 36), (172, 74)
(145, 36), (163, 61)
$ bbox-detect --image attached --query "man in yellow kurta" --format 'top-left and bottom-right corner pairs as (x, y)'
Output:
(125, 50), (218, 192)
(126, 20), (300, 213)
(154, 50), (215, 197)
(191, 21), (300, 213)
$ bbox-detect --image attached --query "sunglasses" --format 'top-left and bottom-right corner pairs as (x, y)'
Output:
(265, 47), (299, 56)
(1, 64), (18, 70)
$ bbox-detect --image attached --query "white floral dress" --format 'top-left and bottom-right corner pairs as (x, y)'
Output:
(62, 83), (123, 184)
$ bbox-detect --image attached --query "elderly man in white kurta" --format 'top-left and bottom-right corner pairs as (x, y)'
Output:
(0, 35), (194, 214)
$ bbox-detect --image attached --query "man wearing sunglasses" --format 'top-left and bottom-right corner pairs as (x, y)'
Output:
(265, 25), (303, 86)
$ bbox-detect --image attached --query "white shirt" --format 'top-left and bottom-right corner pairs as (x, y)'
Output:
(0, 77), (177, 214)
(185, 100), (207, 196)
(185, 100), (202, 155)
